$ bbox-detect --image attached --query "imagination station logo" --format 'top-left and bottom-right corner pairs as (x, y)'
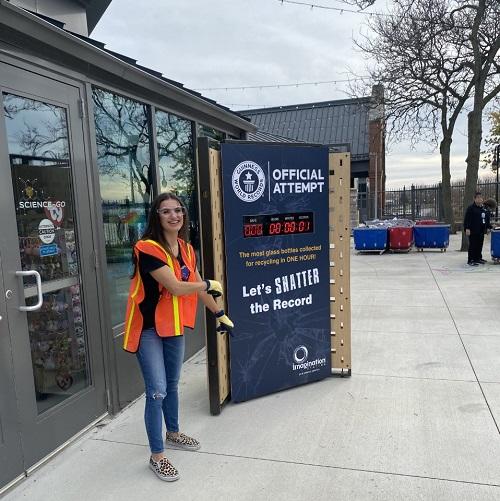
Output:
(292, 344), (327, 375)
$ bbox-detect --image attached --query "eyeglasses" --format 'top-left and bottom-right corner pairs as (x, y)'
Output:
(157, 207), (186, 216)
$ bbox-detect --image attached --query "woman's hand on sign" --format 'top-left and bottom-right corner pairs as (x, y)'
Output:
(215, 310), (234, 337)
(195, 269), (223, 310)
(204, 279), (223, 298)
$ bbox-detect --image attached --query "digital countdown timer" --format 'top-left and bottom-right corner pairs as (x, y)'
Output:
(243, 212), (314, 238)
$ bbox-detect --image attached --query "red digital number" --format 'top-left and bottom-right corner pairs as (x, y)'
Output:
(246, 215), (312, 237)
(298, 221), (310, 232)
(269, 222), (282, 235)
(244, 224), (263, 237)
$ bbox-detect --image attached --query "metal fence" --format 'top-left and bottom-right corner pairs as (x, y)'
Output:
(382, 178), (499, 224)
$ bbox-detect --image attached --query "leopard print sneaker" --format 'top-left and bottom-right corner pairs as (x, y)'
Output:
(165, 432), (200, 451)
(149, 456), (180, 482)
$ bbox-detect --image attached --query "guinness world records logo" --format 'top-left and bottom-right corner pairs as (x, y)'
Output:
(232, 161), (266, 202)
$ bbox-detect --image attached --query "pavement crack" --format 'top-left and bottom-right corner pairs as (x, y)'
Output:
(353, 372), (477, 383)
(424, 252), (500, 435)
(91, 437), (500, 489)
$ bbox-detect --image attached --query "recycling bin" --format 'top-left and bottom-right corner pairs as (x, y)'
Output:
(414, 224), (450, 252)
(353, 227), (388, 253)
(415, 219), (438, 225)
(491, 229), (500, 263)
(388, 226), (413, 252)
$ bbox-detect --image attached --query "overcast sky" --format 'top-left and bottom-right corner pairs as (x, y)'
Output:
(92, 0), (494, 189)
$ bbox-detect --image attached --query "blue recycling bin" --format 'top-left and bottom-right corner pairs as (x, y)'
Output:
(414, 224), (450, 251)
(491, 229), (500, 262)
(353, 227), (388, 252)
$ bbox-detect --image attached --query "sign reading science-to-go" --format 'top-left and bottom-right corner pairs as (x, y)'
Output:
(221, 142), (331, 403)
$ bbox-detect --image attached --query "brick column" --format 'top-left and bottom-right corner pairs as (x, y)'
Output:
(368, 85), (385, 218)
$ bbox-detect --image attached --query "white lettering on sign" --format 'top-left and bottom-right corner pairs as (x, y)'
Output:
(292, 343), (327, 373)
(242, 284), (272, 297)
(272, 169), (324, 181)
(242, 267), (320, 315)
(272, 168), (325, 194)
(273, 293), (313, 310)
(19, 200), (66, 209)
(274, 268), (320, 295)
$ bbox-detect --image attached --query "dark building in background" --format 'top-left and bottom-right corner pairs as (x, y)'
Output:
(0, 0), (254, 492)
(242, 85), (386, 221)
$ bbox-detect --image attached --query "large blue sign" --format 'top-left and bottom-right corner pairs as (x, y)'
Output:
(221, 142), (331, 402)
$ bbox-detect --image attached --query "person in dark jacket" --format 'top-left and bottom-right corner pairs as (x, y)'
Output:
(483, 198), (497, 222)
(464, 191), (490, 265)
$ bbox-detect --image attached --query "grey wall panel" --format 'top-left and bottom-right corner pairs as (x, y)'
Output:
(185, 307), (206, 361)
(113, 339), (144, 409)
(10, 0), (36, 10)
(11, 0), (88, 35)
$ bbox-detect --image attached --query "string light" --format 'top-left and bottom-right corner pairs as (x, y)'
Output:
(275, 0), (389, 16)
(194, 77), (368, 92)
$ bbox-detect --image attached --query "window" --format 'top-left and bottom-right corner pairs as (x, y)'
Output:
(198, 124), (224, 142)
(156, 110), (200, 252)
(92, 88), (153, 327)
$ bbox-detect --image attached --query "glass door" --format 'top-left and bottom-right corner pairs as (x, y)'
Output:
(0, 63), (106, 481)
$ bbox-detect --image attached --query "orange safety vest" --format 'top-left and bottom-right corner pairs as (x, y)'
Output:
(123, 238), (198, 353)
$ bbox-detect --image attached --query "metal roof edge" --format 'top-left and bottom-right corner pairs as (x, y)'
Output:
(0, 0), (255, 133)
(247, 130), (306, 143)
(240, 96), (371, 115)
(225, 139), (323, 147)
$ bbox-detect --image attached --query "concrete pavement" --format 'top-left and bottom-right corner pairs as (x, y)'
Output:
(5, 234), (500, 500)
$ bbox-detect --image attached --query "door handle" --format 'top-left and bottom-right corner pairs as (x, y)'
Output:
(16, 270), (43, 312)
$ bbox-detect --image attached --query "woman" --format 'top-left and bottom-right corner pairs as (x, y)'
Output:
(124, 193), (234, 482)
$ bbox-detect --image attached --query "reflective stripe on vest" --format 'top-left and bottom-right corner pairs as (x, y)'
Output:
(123, 270), (143, 350)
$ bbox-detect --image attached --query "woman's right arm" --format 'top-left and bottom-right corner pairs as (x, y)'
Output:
(150, 265), (208, 297)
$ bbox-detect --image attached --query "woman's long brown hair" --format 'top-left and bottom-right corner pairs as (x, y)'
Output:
(131, 193), (190, 276)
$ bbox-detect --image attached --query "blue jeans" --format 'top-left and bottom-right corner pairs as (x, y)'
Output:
(136, 328), (185, 454)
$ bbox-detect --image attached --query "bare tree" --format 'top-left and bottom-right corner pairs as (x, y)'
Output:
(483, 110), (500, 169)
(3, 94), (69, 160)
(344, 0), (376, 7)
(155, 110), (194, 196)
(356, 0), (475, 229)
(355, 0), (500, 238)
(92, 89), (152, 205)
(449, 0), (500, 248)
(92, 90), (196, 207)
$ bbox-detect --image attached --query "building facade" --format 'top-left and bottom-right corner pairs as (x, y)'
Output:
(0, 0), (254, 491)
